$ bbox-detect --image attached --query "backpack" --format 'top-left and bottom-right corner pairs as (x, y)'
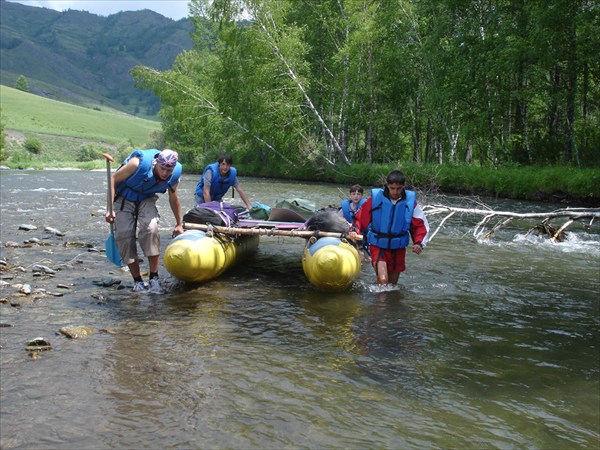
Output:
(183, 202), (241, 227)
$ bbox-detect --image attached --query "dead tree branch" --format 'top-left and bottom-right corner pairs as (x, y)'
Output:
(423, 205), (600, 243)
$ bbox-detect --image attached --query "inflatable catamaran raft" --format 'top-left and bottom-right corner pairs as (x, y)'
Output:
(163, 201), (362, 291)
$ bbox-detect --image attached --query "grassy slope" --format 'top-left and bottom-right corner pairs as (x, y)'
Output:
(0, 85), (159, 145)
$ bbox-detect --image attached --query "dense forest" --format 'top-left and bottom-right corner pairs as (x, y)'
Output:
(134, 0), (599, 172)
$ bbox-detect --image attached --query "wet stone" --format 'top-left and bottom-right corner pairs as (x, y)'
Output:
(19, 224), (38, 231)
(99, 328), (117, 335)
(92, 278), (122, 287)
(26, 337), (52, 352)
(59, 325), (95, 339)
(64, 241), (92, 248)
(10, 297), (35, 307)
(32, 264), (57, 275)
(44, 227), (65, 236)
(19, 284), (32, 295)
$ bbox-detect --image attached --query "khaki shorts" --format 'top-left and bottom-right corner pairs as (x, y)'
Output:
(114, 196), (160, 265)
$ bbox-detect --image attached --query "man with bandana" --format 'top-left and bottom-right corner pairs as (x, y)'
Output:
(105, 149), (183, 292)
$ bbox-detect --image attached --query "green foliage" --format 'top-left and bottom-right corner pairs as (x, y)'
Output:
(15, 75), (29, 92)
(146, 0), (599, 170)
(113, 139), (135, 164)
(24, 136), (43, 154)
(76, 143), (104, 162)
(8, 149), (33, 168)
(148, 129), (166, 150)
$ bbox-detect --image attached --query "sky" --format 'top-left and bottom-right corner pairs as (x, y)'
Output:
(7, 0), (191, 21)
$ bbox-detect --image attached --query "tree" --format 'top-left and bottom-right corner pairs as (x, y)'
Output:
(15, 75), (29, 92)
(134, 0), (600, 170)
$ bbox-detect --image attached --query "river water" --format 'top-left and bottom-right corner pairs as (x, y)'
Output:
(1, 170), (598, 449)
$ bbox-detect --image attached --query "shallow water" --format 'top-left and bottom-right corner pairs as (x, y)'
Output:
(1, 170), (599, 449)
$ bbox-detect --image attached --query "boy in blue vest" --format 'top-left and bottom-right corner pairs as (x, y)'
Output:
(106, 149), (183, 292)
(350, 170), (429, 285)
(340, 184), (367, 231)
(194, 155), (252, 210)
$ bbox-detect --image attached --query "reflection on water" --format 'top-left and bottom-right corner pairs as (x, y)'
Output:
(1, 170), (599, 449)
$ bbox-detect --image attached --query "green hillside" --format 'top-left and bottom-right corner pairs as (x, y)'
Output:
(0, 85), (161, 168)
(0, 0), (194, 117)
(1, 85), (159, 143)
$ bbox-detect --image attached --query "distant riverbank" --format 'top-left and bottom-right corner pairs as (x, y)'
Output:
(1, 160), (598, 207)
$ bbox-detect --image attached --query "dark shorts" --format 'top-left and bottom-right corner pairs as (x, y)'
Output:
(370, 246), (407, 273)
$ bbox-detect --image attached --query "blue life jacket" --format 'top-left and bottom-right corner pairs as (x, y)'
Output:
(340, 198), (367, 223)
(116, 149), (182, 202)
(195, 162), (237, 201)
(367, 188), (416, 249)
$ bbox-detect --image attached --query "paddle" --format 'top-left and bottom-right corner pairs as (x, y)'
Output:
(103, 153), (122, 266)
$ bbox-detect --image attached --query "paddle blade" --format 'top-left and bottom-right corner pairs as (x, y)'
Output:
(105, 232), (123, 267)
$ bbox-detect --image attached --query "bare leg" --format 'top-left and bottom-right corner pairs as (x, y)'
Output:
(388, 272), (400, 284)
(375, 260), (389, 284)
(128, 261), (141, 279)
(148, 255), (160, 274)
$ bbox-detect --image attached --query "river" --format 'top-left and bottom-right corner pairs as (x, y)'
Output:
(1, 170), (598, 449)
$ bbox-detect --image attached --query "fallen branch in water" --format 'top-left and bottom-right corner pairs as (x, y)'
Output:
(422, 205), (600, 242)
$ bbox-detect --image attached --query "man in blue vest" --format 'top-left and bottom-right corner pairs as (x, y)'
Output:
(106, 149), (183, 292)
(350, 170), (429, 285)
(194, 155), (252, 210)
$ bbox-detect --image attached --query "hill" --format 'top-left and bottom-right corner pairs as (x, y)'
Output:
(0, 84), (161, 169)
(0, 0), (194, 117)
(0, 84), (159, 142)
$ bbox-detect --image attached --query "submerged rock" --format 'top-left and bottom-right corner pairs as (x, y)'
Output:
(26, 337), (52, 351)
(32, 264), (57, 275)
(92, 278), (122, 287)
(19, 284), (32, 295)
(59, 326), (95, 339)
(64, 241), (93, 248)
(44, 227), (65, 237)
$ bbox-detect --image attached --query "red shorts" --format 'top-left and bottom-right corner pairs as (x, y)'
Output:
(370, 246), (407, 273)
